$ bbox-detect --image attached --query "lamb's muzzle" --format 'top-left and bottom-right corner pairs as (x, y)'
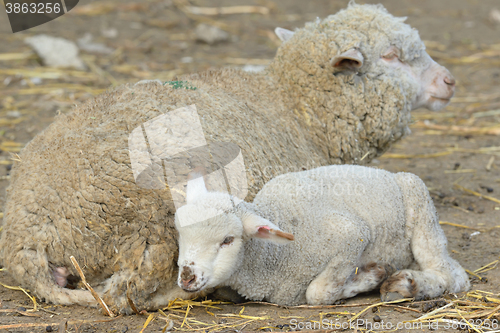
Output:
(179, 266), (197, 290)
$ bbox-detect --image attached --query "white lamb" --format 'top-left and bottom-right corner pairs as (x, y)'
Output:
(175, 165), (470, 304)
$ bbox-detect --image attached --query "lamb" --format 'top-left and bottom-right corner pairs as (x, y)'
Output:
(0, 3), (456, 313)
(175, 165), (470, 304)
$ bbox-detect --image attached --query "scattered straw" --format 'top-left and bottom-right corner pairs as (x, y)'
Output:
(0, 308), (41, 317)
(412, 302), (454, 322)
(70, 256), (114, 317)
(473, 109), (500, 118)
(414, 121), (500, 136)
(350, 298), (413, 322)
(474, 260), (499, 274)
(0, 52), (34, 61)
(0, 282), (37, 311)
(486, 156), (495, 171)
(0, 316), (121, 330)
(139, 314), (156, 333)
(466, 269), (484, 281)
(444, 169), (476, 174)
(184, 5), (270, 15)
(454, 184), (500, 204)
(224, 57), (272, 66)
(380, 151), (452, 159)
(359, 151), (370, 161)
(439, 221), (480, 230)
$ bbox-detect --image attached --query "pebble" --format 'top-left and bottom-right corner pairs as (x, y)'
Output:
(24, 34), (85, 70)
(195, 24), (229, 44)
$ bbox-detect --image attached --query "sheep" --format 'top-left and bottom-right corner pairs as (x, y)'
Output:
(0, 3), (456, 313)
(175, 165), (470, 305)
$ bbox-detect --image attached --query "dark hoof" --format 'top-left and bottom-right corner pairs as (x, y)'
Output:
(381, 292), (404, 302)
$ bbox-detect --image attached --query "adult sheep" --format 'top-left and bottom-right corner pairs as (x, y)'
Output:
(0, 3), (455, 314)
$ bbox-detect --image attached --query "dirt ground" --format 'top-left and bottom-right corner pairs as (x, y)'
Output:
(0, 0), (499, 332)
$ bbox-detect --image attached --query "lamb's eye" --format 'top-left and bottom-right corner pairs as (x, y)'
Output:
(221, 236), (234, 247)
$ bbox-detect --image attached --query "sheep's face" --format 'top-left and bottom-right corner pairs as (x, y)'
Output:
(175, 175), (294, 293)
(378, 46), (455, 111)
(176, 200), (245, 293)
(271, 3), (455, 113)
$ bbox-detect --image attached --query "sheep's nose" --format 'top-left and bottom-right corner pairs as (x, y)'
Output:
(444, 75), (455, 86)
(181, 274), (197, 288)
(180, 266), (197, 288)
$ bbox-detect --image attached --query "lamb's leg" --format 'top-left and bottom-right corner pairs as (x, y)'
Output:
(305, 214), (371, 304)
(380, 173), (470, 301)
(8, 249), (96, 307)
(341, 263), (395, 299)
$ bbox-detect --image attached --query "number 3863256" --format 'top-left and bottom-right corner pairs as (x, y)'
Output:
(5, 2), (61, 14)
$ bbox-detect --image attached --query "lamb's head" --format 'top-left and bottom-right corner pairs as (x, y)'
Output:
(175, 175), (293, 293)
(270, 3), (455, 113)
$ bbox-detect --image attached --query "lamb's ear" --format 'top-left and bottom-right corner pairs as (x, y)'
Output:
(331, 48), (364, 72)
(241, 213), (294, 245)
(275, 27), (295, 43)
(186, 171), (207, 204)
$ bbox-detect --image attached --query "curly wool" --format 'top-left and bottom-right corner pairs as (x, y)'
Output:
(0, 3), (435, 313)
(269, 2), (425, 163)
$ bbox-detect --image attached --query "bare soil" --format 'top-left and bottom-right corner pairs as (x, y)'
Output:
(0, 0), (499, 332)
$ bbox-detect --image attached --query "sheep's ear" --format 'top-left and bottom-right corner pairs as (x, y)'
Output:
(241, 213), (294, 245)
(331, 48), (364, 72)
(275, 27), (295, 43)
(186, 171), (207, 204)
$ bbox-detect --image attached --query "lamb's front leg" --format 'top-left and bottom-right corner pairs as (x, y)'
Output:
(305, 214), (371, 305)
(380, 173), (470, 301)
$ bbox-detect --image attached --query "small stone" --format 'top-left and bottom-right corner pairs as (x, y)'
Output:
(242, 64), (267, 73)
(371, 306), (378, 313)
(18, 306), (26, 311)
(490, 8), (500, 24)
(195, 24), (229, 44)
(24, 34), (85, 69)
(6, 111), (22, 118)
(467, 206), (474, 211)
(46, 326), (53, 332)
(373, 315), (381, 322)
(77, 33), (114, 54)
(438, 192), (446, 199)
(101, 27), (118, 39)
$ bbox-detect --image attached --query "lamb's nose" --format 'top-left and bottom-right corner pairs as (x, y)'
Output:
(444, 75), (456, 86)
(181, 274), (196, 288)
(180, 266), (197, 288)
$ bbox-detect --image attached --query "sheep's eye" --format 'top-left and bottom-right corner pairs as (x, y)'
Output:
(382, 52), (398, 60)
(221, 236), (234, 247)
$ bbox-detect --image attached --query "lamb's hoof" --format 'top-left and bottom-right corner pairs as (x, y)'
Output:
(381, 292), (404, 302)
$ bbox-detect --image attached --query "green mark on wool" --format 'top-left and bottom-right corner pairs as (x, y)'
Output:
(165, 81), (197, 90)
